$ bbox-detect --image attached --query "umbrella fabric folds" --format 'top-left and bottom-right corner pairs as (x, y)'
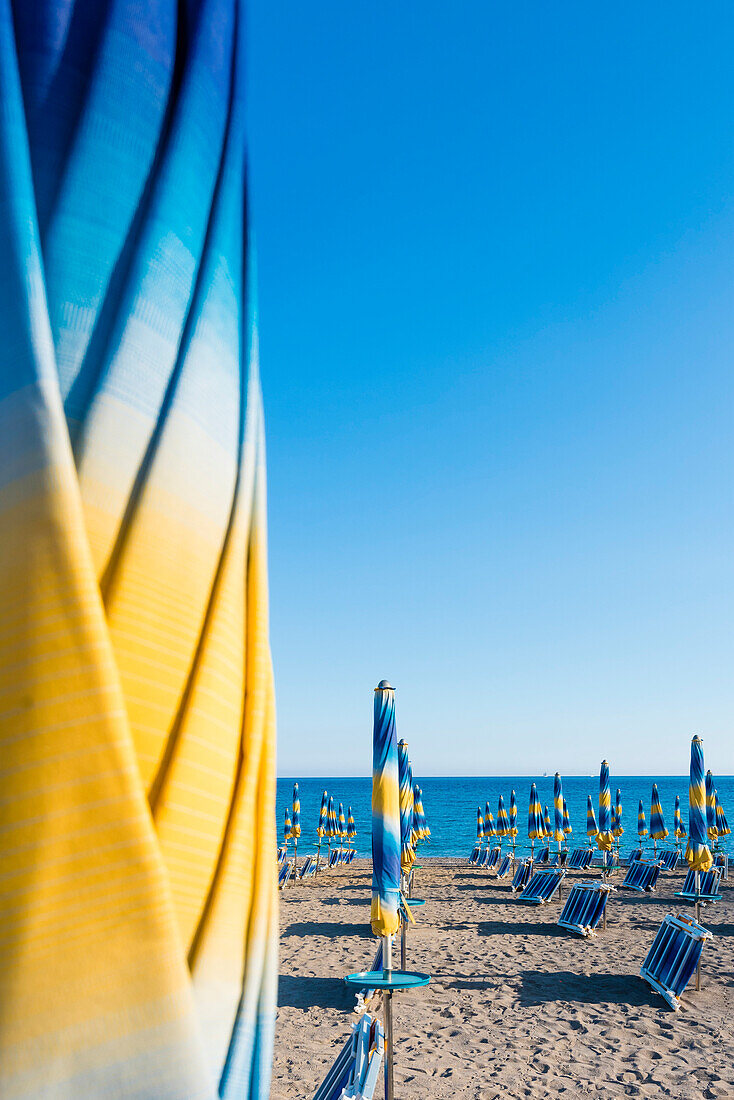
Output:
(705, 771), (718, 842)
(476, 806), (484, 844)
(613, 790), (624, 839)
(0, 3), (278, 1094)
(370, 681), (401, 938)
(674, 795), (686, 840)
(715, 792), (730, 839)
(292, 784), (301, 839)
(338, 803), (347, 849)
(284, 808), (293, 844)
(416, 787), (430, 838)
(509, 790), (518, 837)
(317, 791), (329, 837)
(587, 795), (598, 843)
(686, 736), (713, 873)
(597, 761), (614, 852)
(638, 800), (648, 840)
(497, 795), (510, 838)
(397, 740), (416, 873)
(543, 805), (552, 841)
(650, 784), (669, 848)
(553, 774), (564, 845)
(528, 783), (544, 860)
(328, 797), (338, 841)
(485, 807), (497, 843)
(562, 799), (572, 839)
(347, 807), (357, 844)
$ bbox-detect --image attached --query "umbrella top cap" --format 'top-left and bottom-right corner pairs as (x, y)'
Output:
(375, 679), (394, 691)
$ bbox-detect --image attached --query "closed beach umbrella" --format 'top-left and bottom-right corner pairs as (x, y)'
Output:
(509, 790), (518, 837)
(338, 803), (346, 852)
(284, 807), (292, 847)
(715, 792), (730, 839)
(417, 787), (430, 838)
(613, 790), (623, 839)
(649, 783), (668, 855)
(292, 783), (301, 871)
(370, 680), (401, 939)
(476, 806), (484, 846)
(397, 740), (416, 874)
(638, 800), (647, 841)
(528, 783), (544, 860)
(553, 773), (564, 847)
(686, 736), (713, 932)
(543, 804), (552, 843)
(674, 795), (686, 844)
(316, 789), (329, 871)
(586, 795), (598, 845)
(412, 785), (422, 843)
(562, 798), (572, 842)
(497, 795), (510, 843)
(347, 807), (357, 844)
(705, 770), (718, 842)
(485, 808), (497, 843)
(597, 761), (613, 852)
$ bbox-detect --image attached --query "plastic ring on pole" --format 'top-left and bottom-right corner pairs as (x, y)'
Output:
(344, 970), (431, 991)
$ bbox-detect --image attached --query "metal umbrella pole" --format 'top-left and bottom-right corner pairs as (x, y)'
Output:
(383, 934), (395, 1100)
(695, 869), (701, 990)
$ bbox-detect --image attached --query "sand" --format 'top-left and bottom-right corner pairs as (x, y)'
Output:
(272, 855), (734, 1099)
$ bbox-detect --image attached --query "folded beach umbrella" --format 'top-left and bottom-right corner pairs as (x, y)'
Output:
(397, 740), (416, 874)
(553, 773), (564, 846)
(587, 795), (598, 845)
(317, 790), (329, 837)
(562, 798), (572, 841)
(328, 796), (338, 845)
(407, 759), (417, 846)
(613, 790), (623, 839)
(347, 807), (357, 845)
(543, 804), (552, 843)
(338, 803), (347, 851)
(370, 681), (401, 938)
(705, 770), (718, 842)
(638, 800), (648, 841)
(485, 808), (498, 842)
(715, 792), (730, 839)
(674, 794), (686, 843)
(476, 806), (484, 845)
(509, 790), (518, 837)
(291, 783), (301, 870)
(417, 787), (430, 838)
(597, 761), (613, 852)
(686, 735), (713, 875)
(497, 794), (510, 840)
(284, 807), (293, 846)
(528, 783), (544, 859)
(649, 783), (668, 855)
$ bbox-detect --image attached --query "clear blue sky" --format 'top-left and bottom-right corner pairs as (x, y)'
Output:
(247, 3), (734, 778)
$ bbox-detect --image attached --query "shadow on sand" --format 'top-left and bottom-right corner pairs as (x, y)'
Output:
(285, 920), (372, 940)
(277, 973), (353, 1011)
(518, 969), (659, 1008)
(477, 919), (567, 938)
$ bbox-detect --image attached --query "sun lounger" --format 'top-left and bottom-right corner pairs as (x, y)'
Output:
(567, 848), (594, 871)
(659, 849), (680, 872)
(535, 846), (550, 865)
(328, 849), (339, 868)
(676, 868), (722, 905)
(486, 847), (500, 871)
(510, 858), (532, 893)
(278, 862), (292, 890)
(640, 913), (713, 1011)
(625, 848), (642, 866)
(557, 881), (613, 936)
(713, 853), (728, 881)
(619, 859), (660, 893)
(313, 1013), (385, 1099)
(476, 847), (490, 868)
(469, 845), (481, 864)
(347, 848), (356, 863)
(277, 846), (286, 866)
(547, 850), (568, 868)
(299, 855), (317, 880)
(518, 868), (566, 905)
(496, 854), (512, 879)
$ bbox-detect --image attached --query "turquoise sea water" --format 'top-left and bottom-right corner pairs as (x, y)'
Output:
(277, 775), (734, 860)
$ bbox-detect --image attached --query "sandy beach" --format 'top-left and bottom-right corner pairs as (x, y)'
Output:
(273, 857), (734, 1099)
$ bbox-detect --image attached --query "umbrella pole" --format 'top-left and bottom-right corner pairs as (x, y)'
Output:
(294, 839), (298, 876)
(315, 837), (322, 873)
(383, 934), (395, 1100)
(695, 869), (701, 991)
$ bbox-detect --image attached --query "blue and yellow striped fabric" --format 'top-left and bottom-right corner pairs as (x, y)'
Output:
(613, 790), (624, 838)
(543, 804), (552, 839)
(292, 784), (301, 840)
(327, 796), (337, 839)
(370, 681), (401, 938)
(638, 800), (648, 839)
(528, 783), (544, 840)
(284, 808), (293, 843)
(347, 807), (357, 843)
(715, 792), (730, 838)
(497, 794), (510, 837)
(338, 803), (346, 845)
(416, 786), (430, 837)
(317, 790), (329, 838)
(397, 739), (416, 873)
(509, 789), (518, 837)
(553, 773), (564, 844)
(562, 798), (572, 837)
(597, 761), (613, 851)
(476, 806), (484, 842)
(650, 783), (668, 842)
(483, 801), (495, 840)
(674, 794), (686, 840)
(0, 3), (278, 1095)
(587, 795), (598, 840)
(686, 736), (713, 872)
(705, 770), (718, 842)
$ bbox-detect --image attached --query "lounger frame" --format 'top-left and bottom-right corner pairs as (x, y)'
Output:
(640, 914), (713, 1011)
(557, 881), (613, 936)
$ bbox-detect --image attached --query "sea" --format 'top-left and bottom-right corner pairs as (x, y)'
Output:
(277, 775), (734, 860)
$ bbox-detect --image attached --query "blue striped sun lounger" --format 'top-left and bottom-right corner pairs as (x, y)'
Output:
(278, 862), (293, 890)
(557, 881), (613, 937)
(299, 855), (317, 880)
(625, 848), (643, 866)
(676, 868), (722, 905)
(476, 848), (490, 868)
(567, 848), (594, 871)
(469, 846), (481, 864)
(536, 846), (550, 865)
(312, 1013), (385, 1099)
(714, 853), (729, 881)
(496, 854), (513, 880)
(328, 849), (339, 869)
(518, 868), (566, 905)
(620, 859), (661, 893)
(640, 914), (713, 1011)
(547, 850), (568, 868)
(277, 847), (287, 866)
(510, 859), (533, 893)
(486, 847), (501, 872)
(659, 849), (680, 872)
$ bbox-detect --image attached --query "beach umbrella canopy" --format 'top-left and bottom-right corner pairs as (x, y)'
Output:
(284, 807), (292, 843)
(597, 761), (613, 851)
(417, 786), (430, 837)
(638, 800), (647, 839)
(497, 795), (510, 837)
(476, 806), (484, 842)
(347, 807), (357, 842)
(715, 792), (730, 838)
(543, 804), (552, 840)
(338, 802), (346, 841)
(528, 783), (544, 839)
(705, 770), (718, 842)
(317, 790), (329, 837)
(649, 784), (668, 842)
(613, 789), (623, 838)
(370, 681), (401, 937)
(586, 795), (598, 841)
(553, 774), (564, 843)
(686, 735), (713, 872)
(397, 740), (416, 873)
(562, 798), (572, 837)
(328, 796), (338, 839)
(674, 795), (686, 839)
(292, 783), (301, 839)
(485, 808), (497, 840)
(508, 790), (518, 837)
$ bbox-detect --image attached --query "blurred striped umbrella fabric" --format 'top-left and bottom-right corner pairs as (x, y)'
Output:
(370, 681), (401, 938)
